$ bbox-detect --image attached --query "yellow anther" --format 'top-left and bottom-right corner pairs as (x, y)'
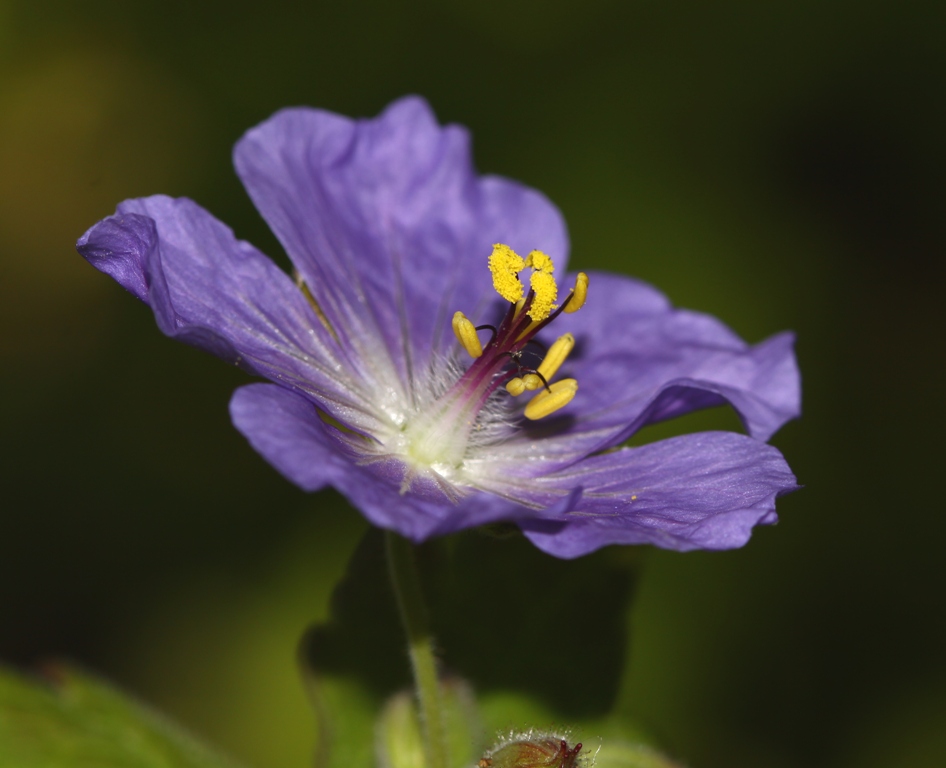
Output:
(489, 243), (525, 303)
(524, 378), (578, 420)
(563, 272), (588, 314)
(528, 269), (558, 321)
(525, 250), (555, 273)
(521, 373), (543, 391)
(452, 311), (483, 358)
(506, 377), (526, 396)
(537, 333), (575, 381)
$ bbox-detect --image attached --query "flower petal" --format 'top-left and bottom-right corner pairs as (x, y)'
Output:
(229, 383), (342, 493)
(474, 270), (797, 474)
(470, 271), (799, 479)
(76, 195), (385, 433)
(230, 383), (553, 541)
(563, 271), (800, 442)
(233, 96), (568, 388)
(519, 431), (798, 558)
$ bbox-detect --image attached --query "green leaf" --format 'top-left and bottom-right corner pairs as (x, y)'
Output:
(0, 664), (245, 768)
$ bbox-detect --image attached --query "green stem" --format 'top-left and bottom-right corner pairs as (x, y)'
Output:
(384, 531), (448, 768)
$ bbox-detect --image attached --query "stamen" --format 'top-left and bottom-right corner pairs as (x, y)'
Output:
(487, 245), (563, 321)
(506, 377), (526, 396)
(452, 311), (483, 358)
(524, 250), (554, 273)
(523, 250), (559, 321)
(437, 245), (583, 460)
(563, 272), (588, 314)
(489, 244), (525, 303)
(524, 378), (578, 420)
(521, 373), (543, 391)
(536, 333), (574, 381)
(528, 269), (558, 321)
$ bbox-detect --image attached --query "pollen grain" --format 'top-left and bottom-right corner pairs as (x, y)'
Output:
(489, 243), (525, 303)
(527, 269), (558, 321)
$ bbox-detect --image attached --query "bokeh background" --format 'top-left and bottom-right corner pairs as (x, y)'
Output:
(2, 2), (945, 767)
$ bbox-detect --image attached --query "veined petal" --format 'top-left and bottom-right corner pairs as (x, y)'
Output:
(77, 195), (384, 434)
(561, 271), (800, 443)
(229, 384), (343, 492)
(483, 270), (800, 471)
(233, 96), (568, 388)
(518, 431), (798, 558)
(468, 271), (799, 479)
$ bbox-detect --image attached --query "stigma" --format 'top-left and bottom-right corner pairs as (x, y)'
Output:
(453, 244), (587, 420)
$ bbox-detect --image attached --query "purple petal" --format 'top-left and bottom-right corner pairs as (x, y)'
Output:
(229, 383), (342, 493)
(233, 96), (568, 385)
(76, 196), (384, 432)
(77, 211), (156, 302)
(230, 383), (553, 541)
(473, 272), (799, 478)
(554, 271), (799, 442)
(519, 431), (798, 558)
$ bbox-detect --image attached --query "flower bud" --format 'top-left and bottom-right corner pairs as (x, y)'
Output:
(479, 731), (586, 768)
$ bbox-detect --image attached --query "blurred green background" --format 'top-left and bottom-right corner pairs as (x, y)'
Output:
(2, 1), (945, 767)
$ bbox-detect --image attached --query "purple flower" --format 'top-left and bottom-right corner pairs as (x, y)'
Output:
(77, 96), (799, 558)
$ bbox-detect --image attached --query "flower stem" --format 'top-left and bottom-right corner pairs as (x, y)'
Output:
(384, 531), (448, 768)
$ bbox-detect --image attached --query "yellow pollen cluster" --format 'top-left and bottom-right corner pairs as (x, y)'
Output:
(528, 270), (557, 321)
(487, 244), (559, 322)
(525, 249), (554, 273)
(488, 244), (525, 304)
